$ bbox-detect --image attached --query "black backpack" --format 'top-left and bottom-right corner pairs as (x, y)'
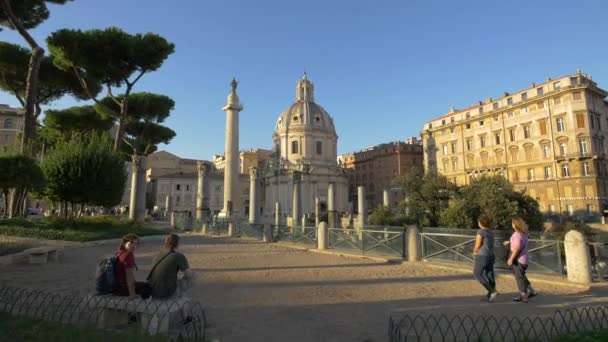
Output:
(95, 252), (123, 294)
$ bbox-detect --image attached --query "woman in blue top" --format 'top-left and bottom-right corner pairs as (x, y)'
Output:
(473, 214), (498, 302)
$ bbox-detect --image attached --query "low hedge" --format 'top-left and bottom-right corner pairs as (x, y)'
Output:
(0, 216), (164, 242)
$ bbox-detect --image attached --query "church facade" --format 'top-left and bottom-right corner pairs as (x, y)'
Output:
(259, 74), (349, 221)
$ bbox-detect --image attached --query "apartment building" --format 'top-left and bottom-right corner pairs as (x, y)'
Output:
(340, 138), (423, 210)
(0, 104), (24, 152)
(422, 70), (608, 217)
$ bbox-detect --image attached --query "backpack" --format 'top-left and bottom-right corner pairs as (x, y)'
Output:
(95, 252), (123, 294)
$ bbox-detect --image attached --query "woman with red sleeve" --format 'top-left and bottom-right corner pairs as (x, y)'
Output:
(113, 234), (151, 299)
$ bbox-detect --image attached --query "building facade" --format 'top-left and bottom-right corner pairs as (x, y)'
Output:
(149, 170), (249, 215)
(423, 70), (608, 217)
(0, 104), (24, 153)
(212, 148), (273, 173)
(339, 139), (423, 210)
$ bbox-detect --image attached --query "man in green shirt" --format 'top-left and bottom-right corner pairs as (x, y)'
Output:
(148, 234), (194, 299)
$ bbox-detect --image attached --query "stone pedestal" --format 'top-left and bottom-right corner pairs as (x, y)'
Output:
(564, 230), (592, 284)
(201, 221), (208, 235)
(317, 222), (328, 250)
(327, 183), (336, 228)
(406, 225), (420, 261)
(357, 186), (367, 229)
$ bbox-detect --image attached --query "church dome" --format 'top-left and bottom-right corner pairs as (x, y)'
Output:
(272, 73), (338, 168)
(274, 73), (336, 136)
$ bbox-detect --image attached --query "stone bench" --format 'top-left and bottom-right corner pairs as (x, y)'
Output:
(81, 294), (192, 335)
(23, 246), (63, 264)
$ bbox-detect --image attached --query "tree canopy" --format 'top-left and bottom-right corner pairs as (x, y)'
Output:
(0, 153), (45, 218)
(47, 27), (175, 150)
(440, 175), (543, 230)
(393, 167), (458, 227)
(96, 92), (176, 156)
(41, 133), (127, 209)
(0, 0), (75, 154)
(0, 0), (72, 31)
(0, 42), (96, 117)
(41, 105), (113, 144)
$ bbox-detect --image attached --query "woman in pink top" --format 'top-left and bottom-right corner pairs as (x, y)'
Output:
(507, 217), (537, 303)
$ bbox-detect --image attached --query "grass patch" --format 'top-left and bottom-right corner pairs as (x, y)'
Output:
(0, 216), (164, 242)
(0, 311), (168, 341)
(552, 329), (608, 341)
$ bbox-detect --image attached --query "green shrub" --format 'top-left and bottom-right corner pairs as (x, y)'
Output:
(0, 216), (162, 242)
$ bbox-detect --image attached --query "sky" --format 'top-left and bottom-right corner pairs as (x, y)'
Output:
(2, 0), (608, 160)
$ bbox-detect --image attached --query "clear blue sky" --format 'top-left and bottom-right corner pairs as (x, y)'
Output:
(2, 0), (608, 160)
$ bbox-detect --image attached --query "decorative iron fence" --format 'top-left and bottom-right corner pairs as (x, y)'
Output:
(389, 304), (608, 342)
(0, 286), (207, 341)
(328, 227), (406, 258)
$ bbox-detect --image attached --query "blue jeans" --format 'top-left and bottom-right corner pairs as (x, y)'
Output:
(474, 255), (496, 292)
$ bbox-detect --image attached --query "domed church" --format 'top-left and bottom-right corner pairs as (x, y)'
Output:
(261, 73), (348, 222)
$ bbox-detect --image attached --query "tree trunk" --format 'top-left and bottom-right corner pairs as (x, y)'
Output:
(113, 99), (128, 151)
(2, 190), (8, 219)
(0, 0), (44, 156)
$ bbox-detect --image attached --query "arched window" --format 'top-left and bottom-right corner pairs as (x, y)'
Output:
(4, 118), (13, 129)
(316, 141), (322, 155)
(291, 141), (299, 154)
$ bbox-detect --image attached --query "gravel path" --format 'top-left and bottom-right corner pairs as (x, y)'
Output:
(0, 235), (605, 342)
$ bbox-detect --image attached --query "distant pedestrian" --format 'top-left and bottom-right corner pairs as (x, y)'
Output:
(507, 217), (537, 303)
(473, 215), (498, 302)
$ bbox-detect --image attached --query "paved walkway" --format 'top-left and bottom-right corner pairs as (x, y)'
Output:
(0, 235), (605, 341)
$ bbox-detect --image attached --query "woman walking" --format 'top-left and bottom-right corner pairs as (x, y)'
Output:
(508, 217), (537, 303)
(473, 215), (498, 302)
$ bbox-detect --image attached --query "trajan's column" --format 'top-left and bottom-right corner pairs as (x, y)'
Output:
(222, 78), (242, 237)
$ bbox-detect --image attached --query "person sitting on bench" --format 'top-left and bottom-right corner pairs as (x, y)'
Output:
(148, 234), (194, 299)
(113, 234), (151, 299)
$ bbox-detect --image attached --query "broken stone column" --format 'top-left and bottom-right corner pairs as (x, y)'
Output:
(407, 225), (420, 261)
(357, 186), (367, 230)
(292, 173), (301, 229)
(564, 230), (592, 284)
(275, 202), (281, 228)
(327, 183), (336, 228)
(196, 161), (207, 223)
(318, 222), (328, 250)
(249, 167), (259, 224)
(383, 189), (390, 208)
(165, 195), (172, 220)
(315, 197), (320, 228)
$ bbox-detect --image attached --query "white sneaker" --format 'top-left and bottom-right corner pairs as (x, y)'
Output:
(488, 291), (499, 302)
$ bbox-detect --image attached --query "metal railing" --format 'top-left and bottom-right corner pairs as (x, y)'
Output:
(419, 228), (565, 274)
(270, 225), (318, 247)
(0, 286), (207, 341)
(389, 304), (608, 342)
(328, 227), (406, 258)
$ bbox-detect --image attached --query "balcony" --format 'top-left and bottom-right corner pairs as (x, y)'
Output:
(554, 152), (595, 161)
(464, 164), (507, 173)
